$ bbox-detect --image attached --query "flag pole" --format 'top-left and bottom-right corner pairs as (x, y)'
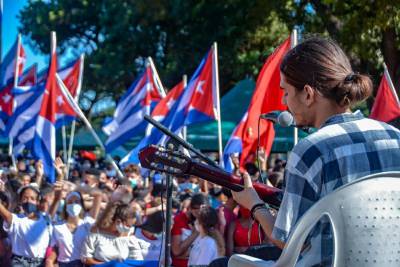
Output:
(383, 62), (400, 106)
(0, 0), (2, 64)
(213, 42), (224, 167)
(61, 125), (68, 163)
(182, 75), (188, 140)
(291, 29), (298, 146)
(56, 73), (124, 179)
(147, 57), (166, 97)
(9, 34), (22, 169)
(66, 54), (85, 177)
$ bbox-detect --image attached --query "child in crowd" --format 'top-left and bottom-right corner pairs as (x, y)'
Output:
(188, 206), (225, 267)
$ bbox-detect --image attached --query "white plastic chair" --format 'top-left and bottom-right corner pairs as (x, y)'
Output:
(228, 172), (400, 267)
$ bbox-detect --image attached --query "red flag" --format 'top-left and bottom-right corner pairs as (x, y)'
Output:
(370, 74), (400, 122)
(239, 37), (291, 168)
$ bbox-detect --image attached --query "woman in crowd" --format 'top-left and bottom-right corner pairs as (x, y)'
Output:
(134, 210), (164, 261)
(80, 186), (145, 265)
(188, 206), (225, 267)
(0, 191), (11, 267)
(226, 205), (267, 256)
(0, 185), (52, 267)
(171, 193), (209, 267)
(45, 184), (102, 267)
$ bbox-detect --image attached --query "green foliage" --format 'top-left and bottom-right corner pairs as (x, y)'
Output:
(18, 0), (289, 113)
(18, 0), (400, 115)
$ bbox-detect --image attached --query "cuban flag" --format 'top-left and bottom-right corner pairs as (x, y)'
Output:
(121, 46), (218, 165)
(13, 63), (38, 94)
(120, 80), (185, 165)
(0, 35), (26, 87)
(0, 64), (37, 134)
(223, 37), (290, 171)
(147, 47), (217, 137)
(58, 55), (84, 98)
(103, 64), (164, 152)
(223, 112), (248, 172)
(32, 33), (78, 182)
(168, 47), (218, 132)
(5, 65), (43, 156)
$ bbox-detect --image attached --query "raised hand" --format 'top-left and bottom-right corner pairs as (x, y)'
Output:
(258, 148), (267, 172)
(54, 157), (66, 180)
(53, 180), (64, 200)
(36, 160), (44, 178)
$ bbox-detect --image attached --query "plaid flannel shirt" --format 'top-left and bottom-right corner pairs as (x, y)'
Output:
(272, 111), (400, 266)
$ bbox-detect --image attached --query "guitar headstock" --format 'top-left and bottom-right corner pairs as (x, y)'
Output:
(139, 145), (191, 175)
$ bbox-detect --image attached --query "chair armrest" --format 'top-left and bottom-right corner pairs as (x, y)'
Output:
(228, 254), (275, 267)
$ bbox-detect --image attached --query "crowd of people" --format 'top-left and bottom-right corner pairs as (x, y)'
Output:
(1, 36), (400, 267)
(0, 148), (285, 267)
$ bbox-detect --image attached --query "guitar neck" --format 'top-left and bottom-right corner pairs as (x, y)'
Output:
(188, 160), (282, 207)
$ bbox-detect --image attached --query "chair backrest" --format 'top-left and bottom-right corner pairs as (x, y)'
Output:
(274, 171), (400, 267)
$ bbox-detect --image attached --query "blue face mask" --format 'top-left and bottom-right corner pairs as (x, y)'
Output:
(22, 202), (37, 215)
(130, 179), (137, 189)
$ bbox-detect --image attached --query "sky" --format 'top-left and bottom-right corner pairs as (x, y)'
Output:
(2, 0), (52, 71)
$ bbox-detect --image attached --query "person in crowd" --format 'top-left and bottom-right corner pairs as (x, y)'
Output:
(171, 193), (209, 267)
(232, 36), (400, 266)
(188, 206), (225, 266)
(82, 168), (100, 188)
(226, 205), (267, 256)
(217, 188), (237, 240)
(80, 186), (145, 265)
(17, 173), (31, 187)
(134, 210), (164, 261)
(124, 164), (143, 189)
(0, 191), (11, 267)
(45, 184), (103, 267)
(0, 184), (52, 267)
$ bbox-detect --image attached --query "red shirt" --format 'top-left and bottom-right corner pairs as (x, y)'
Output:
(171, 212), (192, 267)
(233, 219), (265, 247)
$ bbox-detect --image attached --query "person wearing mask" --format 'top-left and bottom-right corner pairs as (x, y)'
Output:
(232, 36), (400, 266)
(0, 191), (11, 267)
(80, 186), (145, 265)
(82, 168), (100, 188)
(45, 187), (102, 267)
(134, 211), (164, 261)
(171, 193), (209, 267)
(226, 205), (267, 256)
(0, 185), (52, 267)
(188, 206), (225, 266)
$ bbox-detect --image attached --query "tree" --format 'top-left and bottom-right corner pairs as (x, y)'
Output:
(18, 0), (289, 116)
(274, 0), (400, 106)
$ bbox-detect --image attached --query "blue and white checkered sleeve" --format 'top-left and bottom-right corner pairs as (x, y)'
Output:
(272, 141), (323, 242)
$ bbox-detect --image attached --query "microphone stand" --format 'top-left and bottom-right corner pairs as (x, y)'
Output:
(143, 115), (220, 267)
(143, 115), (219, 168)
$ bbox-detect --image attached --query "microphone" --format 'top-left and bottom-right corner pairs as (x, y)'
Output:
(260, 111), (312, 133)
(260, 111), (294, 127)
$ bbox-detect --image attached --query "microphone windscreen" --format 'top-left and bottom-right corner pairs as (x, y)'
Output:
(277, 111), (294, 127)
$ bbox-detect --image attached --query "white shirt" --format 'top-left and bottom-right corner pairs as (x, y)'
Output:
(135, 229), (163, 261)
(50, 216), (95, 263)
(188, 236), (218, 266)
(81, 228), (145, 262)
(3, 213), (52, 258)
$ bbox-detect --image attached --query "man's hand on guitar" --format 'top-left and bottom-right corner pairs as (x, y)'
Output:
(231, 172), (264, 210)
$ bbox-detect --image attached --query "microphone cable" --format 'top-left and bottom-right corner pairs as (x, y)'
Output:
(256, 115), (263, 183)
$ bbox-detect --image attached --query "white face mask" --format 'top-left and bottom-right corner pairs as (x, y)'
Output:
(66, 204), (82, 217)
(116, 223), (131, 234)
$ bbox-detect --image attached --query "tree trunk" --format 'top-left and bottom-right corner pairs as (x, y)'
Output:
(382, 27), (400, 94)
